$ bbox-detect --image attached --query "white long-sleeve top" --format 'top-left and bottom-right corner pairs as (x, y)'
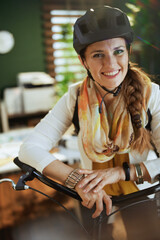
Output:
(19, 81), (160, 186)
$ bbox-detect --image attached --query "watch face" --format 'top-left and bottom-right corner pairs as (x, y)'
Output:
(0, 31), (15, 54)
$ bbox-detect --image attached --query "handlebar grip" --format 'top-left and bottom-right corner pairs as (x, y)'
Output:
(14, 157), (35, 174)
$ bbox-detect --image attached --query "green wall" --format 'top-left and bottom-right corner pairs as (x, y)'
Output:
(0, 0), (45, 98)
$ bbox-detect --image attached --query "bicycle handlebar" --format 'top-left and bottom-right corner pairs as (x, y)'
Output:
(14, 157), (81, 201)
(13, 157), (160, 204)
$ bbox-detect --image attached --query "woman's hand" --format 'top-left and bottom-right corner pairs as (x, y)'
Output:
(75, 183), (112, 218)
(77, 167), (125, 193)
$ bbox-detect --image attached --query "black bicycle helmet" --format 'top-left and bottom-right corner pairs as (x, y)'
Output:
(73, 5), (134, 54)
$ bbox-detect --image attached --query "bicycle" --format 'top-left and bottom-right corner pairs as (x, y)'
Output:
(0, 157), (160, 240)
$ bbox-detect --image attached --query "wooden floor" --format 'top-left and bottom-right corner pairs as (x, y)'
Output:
(0, 172), (87, 240)
(11, 211), (88, 240)
(0, 212), (89, 240)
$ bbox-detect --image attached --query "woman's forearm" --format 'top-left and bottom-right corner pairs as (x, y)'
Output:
(43, 160), (74, 184)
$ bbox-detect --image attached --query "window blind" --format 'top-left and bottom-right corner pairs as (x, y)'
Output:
(42, 0), (106, 84)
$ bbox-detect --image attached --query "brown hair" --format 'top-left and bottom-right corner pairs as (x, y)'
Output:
(123, 63), (153, 153)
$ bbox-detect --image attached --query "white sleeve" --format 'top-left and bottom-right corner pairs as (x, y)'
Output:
(18, 84), (79, 173)
(143, 83), (160, 182)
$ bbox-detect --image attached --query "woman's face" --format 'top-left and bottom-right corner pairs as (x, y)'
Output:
(82, 38), (129, 91)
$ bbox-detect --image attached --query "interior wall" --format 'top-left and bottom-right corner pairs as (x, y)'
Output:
(0, 0), (45, 98)
(0, 0), (159, 99)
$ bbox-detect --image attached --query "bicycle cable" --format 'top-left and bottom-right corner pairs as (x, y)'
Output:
(0, 179), (89, 237)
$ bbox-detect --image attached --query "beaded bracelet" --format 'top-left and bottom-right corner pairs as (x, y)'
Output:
(65, 168), (84, 189)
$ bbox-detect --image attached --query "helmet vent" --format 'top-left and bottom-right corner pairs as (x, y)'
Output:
(79, 22), (89, 34)
(97, 18), (108, 29)
(116, 14), (126, 26)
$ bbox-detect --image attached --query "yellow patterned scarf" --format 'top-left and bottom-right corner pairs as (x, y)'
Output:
(78, 77), (135, 162)
(78, 77), (150, 195)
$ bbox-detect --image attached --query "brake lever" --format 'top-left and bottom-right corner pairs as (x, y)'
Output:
(15, 172), (34, 190)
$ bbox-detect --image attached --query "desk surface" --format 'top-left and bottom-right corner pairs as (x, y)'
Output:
(0, 128), (80, 174)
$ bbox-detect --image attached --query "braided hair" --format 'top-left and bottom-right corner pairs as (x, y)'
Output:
(123, 63), (152, 153)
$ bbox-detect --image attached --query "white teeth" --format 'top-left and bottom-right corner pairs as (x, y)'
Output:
(103, 70), (119, 76)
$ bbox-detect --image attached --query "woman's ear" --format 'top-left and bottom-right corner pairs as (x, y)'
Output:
(78, 55), (88, 69)
(78, 55), (84, 65)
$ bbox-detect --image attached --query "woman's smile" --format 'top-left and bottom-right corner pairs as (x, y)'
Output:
(102, 70), (120, 78)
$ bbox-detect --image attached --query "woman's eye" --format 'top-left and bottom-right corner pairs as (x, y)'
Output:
(114, 49), (124, 55)
(92, 53), (104, 58)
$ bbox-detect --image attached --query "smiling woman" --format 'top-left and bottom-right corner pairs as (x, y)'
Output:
(19, 6), (160, 230)
(80, 38), (129, 94)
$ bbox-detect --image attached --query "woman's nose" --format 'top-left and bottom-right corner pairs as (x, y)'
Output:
(103, 55), (117, 67)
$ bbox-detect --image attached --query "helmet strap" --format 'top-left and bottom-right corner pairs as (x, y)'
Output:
(86, 68), (122, 97)
(85, 68), (122, 114)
